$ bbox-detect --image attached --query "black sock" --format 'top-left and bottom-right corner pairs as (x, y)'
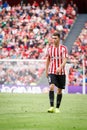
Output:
(56, 94), (62, 108)
(49, 91), (54, 107)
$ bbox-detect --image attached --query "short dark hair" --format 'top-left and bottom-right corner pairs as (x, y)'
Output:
(53, 32), (60, 38)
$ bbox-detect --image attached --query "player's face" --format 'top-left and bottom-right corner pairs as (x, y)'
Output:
(52, 36), (60, 46)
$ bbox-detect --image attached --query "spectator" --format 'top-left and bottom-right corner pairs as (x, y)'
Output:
(0, 0), (77, 59)
(69, 22), (87, 86)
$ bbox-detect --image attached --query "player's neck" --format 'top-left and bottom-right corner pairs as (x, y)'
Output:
(54, 42), (60, 47)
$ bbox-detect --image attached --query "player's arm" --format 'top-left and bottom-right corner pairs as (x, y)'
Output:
(46, 55), (50, 78)
(57, 57), (68, 73)
(59, 47), (68, 70)
(61, 57), (68, 69)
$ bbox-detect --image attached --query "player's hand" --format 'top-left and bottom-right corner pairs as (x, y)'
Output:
(56, 67), (61, 74)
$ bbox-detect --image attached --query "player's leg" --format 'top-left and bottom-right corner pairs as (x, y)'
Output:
(55, 88), (62, 113)
(47, 74), (55, 113)
(49, 84), (55, 107)
(48, 84), (55, 113)
(55, 75), (66, 113)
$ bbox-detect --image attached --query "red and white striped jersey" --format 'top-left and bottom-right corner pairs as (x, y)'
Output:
(47, 44), (68, 75)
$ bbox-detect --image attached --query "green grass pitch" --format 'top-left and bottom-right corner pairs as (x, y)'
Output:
(0, 93), (87, 130)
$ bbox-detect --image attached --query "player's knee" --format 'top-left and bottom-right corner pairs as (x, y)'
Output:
(57, 88), (62, 94)
(49, 84), (54, 91)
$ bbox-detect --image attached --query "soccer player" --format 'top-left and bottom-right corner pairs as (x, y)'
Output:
(46, 32), (68, 113)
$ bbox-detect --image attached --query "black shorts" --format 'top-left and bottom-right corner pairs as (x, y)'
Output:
(48, 74), (66, 89)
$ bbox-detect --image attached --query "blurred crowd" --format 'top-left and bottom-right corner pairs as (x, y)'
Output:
(69, 22), (87, 86)
(0, 60), (45, 85)
(1, 1), (86, 87)
(0, 0), (77, 59)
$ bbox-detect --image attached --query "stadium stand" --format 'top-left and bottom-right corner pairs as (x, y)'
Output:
(0, 0), (77, 59)
(0, 60), (45, 85)
(0, 0), (86, 93)
(68, 22), (87, 86)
